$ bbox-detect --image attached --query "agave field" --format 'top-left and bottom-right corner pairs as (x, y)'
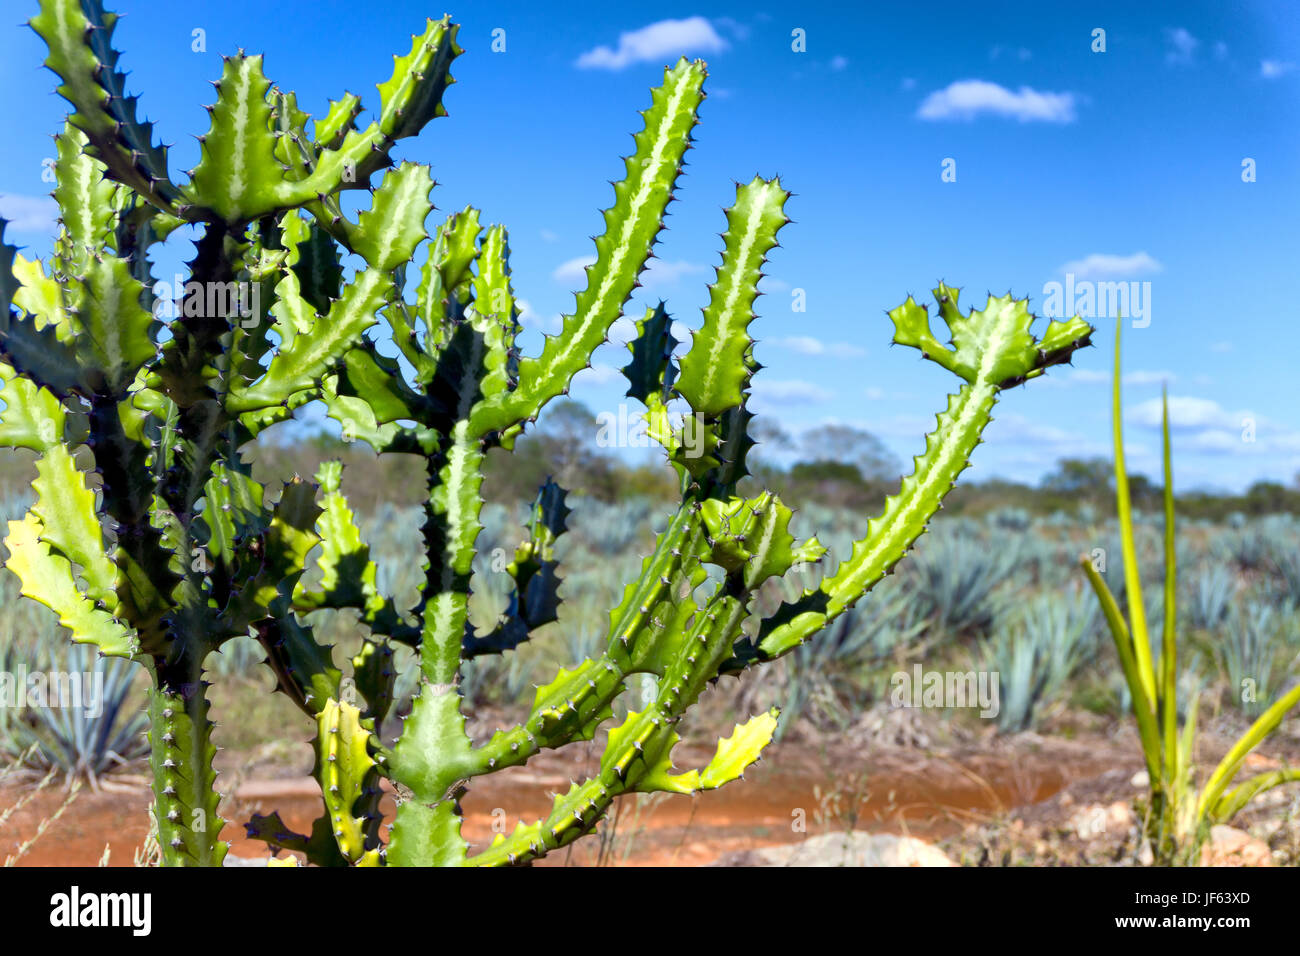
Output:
(4, 466), (1300, 866)
(0, 0), (1297, 885)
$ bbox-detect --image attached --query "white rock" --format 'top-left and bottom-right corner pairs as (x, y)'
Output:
(718, 832), (956, 867)
(1202, 825), (1273, 867)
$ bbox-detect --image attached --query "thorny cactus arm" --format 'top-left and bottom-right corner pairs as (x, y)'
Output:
(1, 111), (235, 864)
(0, 2), (457, 867)
(31, 0), (183, 214)
(380, 58), (708, 867)
(459, 251), (1090, 869)
(735, 287), (1092, 665)
(34, 0), (460, 225)
(467, 59), (706, 441)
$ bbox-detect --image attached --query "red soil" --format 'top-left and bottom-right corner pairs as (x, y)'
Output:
(2, 737), (1118, 866)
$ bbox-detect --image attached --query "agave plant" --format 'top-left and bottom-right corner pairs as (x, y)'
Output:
(986, 583), (1100, 733)
(1079, 320), (1300, 865)
(7, 643), (149, 784)
(902, 522), (1017, 640)
(1211, 601), (1299, 719)
(1184, 563), (1235, 634)
(778, 582), (926, 736)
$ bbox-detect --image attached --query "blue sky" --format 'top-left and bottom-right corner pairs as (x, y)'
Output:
(1, 1), (1297, 492)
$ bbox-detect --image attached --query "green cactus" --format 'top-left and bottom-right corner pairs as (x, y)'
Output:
(0, 2), (1092, 866)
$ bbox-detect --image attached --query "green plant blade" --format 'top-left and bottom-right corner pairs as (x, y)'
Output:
(1160, 388), (1179, 781)
(1111, 317), (1156, 704)
(1081, 556), (1161, 781)
(2, 514), (136, 658)
(1210, 767), (1300, 822)
(1198, 682), (1300, 821)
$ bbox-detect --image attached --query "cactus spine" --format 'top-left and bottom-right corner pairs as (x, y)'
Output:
(0, 1), (1092, 866)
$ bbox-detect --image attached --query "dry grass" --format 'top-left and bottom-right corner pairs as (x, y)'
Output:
(0, 744), (80, 866)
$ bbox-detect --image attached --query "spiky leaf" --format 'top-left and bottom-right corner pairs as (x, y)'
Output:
(0, 362), (66, 452)
(314, 698), (383, 866)
(31, 0), (181, 212)
(622, 301), (678, 405)
(2, 514), (135, 657)
(890, 284), (1092, 388)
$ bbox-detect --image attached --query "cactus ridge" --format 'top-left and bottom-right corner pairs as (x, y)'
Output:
(0, 5), (1092, 865)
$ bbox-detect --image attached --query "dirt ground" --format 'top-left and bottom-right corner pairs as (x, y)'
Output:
(4, 704), (1299, 866)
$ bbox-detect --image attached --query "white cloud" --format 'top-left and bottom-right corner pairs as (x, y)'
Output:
(1121, 370), (1175, 386)
(766, 335), (865, 358)
(1129, 395), (1241, 430)
(983, 411), (1084, 447)
(1031, 367), (1175, 389)
(1058, 251), (1162, 279)
(901, 77), (917, 91)
(540, 229), (560, 243)
(1261, 60), (1296, 78)
(829, 55), (849, 72)
(1065, 369), (1109, 385)
(553, 254), (596, 283)
(1165, 27), (1199, 65)
(863, 387), (912, 401)
(750, 379), (833, 405)
(1124, 395), (1300, 458)
(515, 298), (561, 334)
(608, 317), (637, 343)
(0, 194), (58, 233)
(640, 258), (706, 289)
(712, 16), (750, 42)
(576, 17), (727, 71)
(1210, 341), (1233, 353)
(916, 80), (1076, 123)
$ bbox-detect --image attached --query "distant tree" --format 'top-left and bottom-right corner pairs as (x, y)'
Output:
(749, 418), (795, 460)
(798, 424), (900, 483)
(1126, 473), (1164, 511)
(789, 459), (865, 485)
(1241, 481), (1296, 516)
(1041, 457), (1113, 498)
(538, 399), (603, 488)
(483, 399), (619, 503)
(766, 423), (900, 511)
